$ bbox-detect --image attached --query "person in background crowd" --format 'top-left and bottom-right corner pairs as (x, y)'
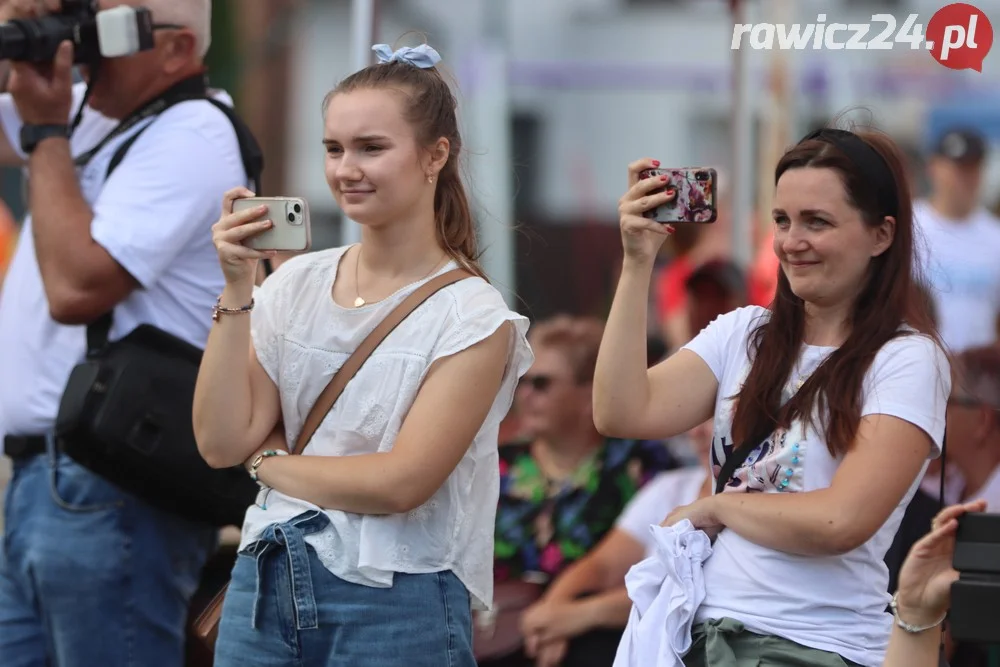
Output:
(0, 1), (249, 665)
(883, 500), (988, 667)
(885, 344), (1000, 620)
(747, 226), (779, 307)
(519, 419), (714, 667)
(654, 181), (732, 350)
(914, 128), (1000, 353)
(945, 346), (1000, 508)
(597, 125), (949, 667)
(487, 314), (678, 667)
(685, 258), (746, 335)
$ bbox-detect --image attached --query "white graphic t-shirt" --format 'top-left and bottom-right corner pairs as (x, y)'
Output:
(682, 306), (950, 667)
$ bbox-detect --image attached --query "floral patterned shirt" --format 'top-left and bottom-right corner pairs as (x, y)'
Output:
(493, 438), (678, 584)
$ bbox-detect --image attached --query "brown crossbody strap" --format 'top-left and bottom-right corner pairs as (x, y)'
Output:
(291, 267), (474, 454)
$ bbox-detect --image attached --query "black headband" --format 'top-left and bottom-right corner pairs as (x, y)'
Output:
(796, 128), (899, 218)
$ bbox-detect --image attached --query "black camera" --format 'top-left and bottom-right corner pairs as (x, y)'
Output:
(949, 512), (1000, 643)
(0, 0), (155, 64)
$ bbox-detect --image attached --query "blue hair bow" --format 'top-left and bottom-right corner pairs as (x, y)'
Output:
(371, 43), (442, 69)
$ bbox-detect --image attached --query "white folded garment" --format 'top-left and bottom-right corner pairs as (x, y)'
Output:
(612, 519), (713, 667)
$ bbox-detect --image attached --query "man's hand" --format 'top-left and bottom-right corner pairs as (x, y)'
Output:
(9, 39), (74, 125)
(522, 599), (593, 656)
(0, 0), (60, 23)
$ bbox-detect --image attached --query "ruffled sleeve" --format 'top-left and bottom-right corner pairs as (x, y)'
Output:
(429, 278), (533, 428)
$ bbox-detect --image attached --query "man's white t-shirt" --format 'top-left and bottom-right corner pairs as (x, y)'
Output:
(682, 306), (950, 667)
(914, 200), (1000, 352)
(0, 82), (248, 436)
(616, 466), (708, 556)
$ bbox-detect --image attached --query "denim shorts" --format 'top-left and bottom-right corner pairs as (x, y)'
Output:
(214, 510), (475, 667)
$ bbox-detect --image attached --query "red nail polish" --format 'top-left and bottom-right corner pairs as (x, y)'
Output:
(660, 176), (669, 181)
(652, 160), (661, 167)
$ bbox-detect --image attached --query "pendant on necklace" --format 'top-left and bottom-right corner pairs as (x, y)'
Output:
(353, 296), (366, 308)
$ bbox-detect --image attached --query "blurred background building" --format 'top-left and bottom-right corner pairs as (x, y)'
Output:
(3, 0), (999, 318)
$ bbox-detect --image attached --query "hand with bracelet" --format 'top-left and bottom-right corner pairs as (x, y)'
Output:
(210, 186), (278, 315)
(883, 499), (988, 667)
(244, 425), (289, 482)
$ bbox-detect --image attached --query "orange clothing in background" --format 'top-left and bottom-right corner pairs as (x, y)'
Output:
(0, 202), (16, 283)
(655, 255), (695, 320)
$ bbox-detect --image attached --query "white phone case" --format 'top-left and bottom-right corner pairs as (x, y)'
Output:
(233, 196), (312, 252)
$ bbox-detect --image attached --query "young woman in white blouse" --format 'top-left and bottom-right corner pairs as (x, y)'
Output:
(594, 128), (950, 667)
(192, 43), (532, 666)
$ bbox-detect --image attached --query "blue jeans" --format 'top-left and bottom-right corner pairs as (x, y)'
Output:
(215, 511), (476, 667)
(0, 440), (217, 667)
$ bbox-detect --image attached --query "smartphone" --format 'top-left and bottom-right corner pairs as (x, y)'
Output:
(638, 167), (718, 224)
(232, 196), (311, 252)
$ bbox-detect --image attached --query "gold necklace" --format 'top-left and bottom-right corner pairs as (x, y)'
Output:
(354, 246), (449, 308)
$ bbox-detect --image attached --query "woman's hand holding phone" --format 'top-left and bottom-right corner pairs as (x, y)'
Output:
(618, 158), (676, 265)
(211, 187), (277, 287)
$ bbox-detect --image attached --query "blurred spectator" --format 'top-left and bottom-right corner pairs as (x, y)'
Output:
(654, 184), (733, 349)
(948, 346), (1000, 507)
(486, 315), (678, 666)
(517, 419), (713, 667)
(885, 343), (1000, 646)
(747, 227), (779, 307)
(685, 258), (746, 335)
(914, 128), (1000, 352)
(883, 500), (987, 667)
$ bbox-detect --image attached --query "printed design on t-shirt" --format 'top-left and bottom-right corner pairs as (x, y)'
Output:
(711, 424), (805, 494)
(710, 364), (808, 495)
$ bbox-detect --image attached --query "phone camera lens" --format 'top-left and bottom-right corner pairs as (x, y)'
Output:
(288, 213), (296, 223)
(293, 203), (302, 214)
(695, 171), (709, 182)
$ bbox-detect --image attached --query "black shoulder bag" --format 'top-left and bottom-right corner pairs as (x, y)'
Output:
(54, 74), (265, 528)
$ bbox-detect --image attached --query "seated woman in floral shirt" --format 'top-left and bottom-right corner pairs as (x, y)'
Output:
(486, 315), (677, 667)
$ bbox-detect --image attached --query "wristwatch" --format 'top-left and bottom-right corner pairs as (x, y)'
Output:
(20, 123), (70, 154)
(248, 448), (288, 482)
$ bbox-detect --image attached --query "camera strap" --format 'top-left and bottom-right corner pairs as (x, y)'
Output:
(73, 73), (210, 169)
(76, 73), (264, 356)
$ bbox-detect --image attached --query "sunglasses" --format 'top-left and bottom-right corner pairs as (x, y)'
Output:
(519, 375), (554, 392)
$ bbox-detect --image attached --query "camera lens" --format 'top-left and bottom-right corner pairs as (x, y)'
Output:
(288, 213), (296, 223)
(293, 203), (302, 214)
(695, 171), (709, 181)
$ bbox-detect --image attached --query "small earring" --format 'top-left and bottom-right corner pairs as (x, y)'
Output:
(427, 175), (435, 184)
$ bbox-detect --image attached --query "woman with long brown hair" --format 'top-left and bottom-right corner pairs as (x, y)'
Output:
(594, 128), (950, 666)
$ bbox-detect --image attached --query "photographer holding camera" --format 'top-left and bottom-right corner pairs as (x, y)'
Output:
(0, 1), (260, 666)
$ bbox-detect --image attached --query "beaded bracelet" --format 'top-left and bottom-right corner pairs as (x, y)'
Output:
(248, 449), (287, 482)
(889, 592), (947, 634)
(212, 296), (254, 322)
